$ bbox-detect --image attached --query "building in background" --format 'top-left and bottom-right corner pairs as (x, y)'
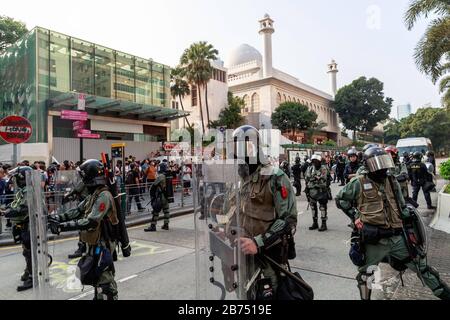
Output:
(172, 59), (228, 130)
(226, 14), (341, 145)
(0, 27), (187, 163)
(396, 103), (412, 120)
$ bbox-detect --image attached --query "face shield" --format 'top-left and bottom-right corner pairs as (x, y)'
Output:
(366, 154), (395, 173)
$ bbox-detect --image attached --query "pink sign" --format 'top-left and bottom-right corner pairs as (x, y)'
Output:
(61, 110), (88, 121)
(76, 132), (100, 139)
(73, 120), (86, 131)
(77, 129), (91, 134)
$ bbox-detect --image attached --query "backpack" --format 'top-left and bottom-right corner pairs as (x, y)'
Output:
(125, 171), (134, 185)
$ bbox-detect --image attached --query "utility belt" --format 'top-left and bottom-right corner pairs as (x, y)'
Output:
(12, 222), (29, 244)
(361, 224), (403, 245)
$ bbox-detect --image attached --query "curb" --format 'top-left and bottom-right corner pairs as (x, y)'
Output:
(0, 207), (194, 247)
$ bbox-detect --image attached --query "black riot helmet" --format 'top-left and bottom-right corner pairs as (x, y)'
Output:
(9, 166), (33, 189)
(413, 151), (423, 161)
(77, 159), (106, 187)
(232, 125), (267, 176)
(347, 148), (358, 159)
(295, 157), (301, 164)
(363, 147), (395, 173)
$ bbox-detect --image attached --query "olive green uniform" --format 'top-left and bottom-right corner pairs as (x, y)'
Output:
(149, 174), (170, 226)
(305, 165), (329, 223)
(236, 164), (298, 299)
(336, 174), (447, 299)
(55, 187), (119, 300)
(390, 162), (409, 199)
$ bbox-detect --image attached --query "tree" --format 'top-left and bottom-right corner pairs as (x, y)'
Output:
(382, 107), (450, 152)
(404, 0), (450, 106)
(179, 41), (218, 133)
(170, 67), (191, 128)
(271, 102), (318, 141)
(333, 77), (393, 142)
(0, 16), (28, 54)
(209, 92), (245, 129)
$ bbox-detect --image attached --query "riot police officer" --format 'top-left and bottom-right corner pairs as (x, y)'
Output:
(344, 148), (360, 184)
(291, 157), (302, 196)
(4, 166), (34, 291)
(305, 155), (329, 232)
(385, 146), (409, 199)
(48, 160), (119, 300)
(232, 125), (298, 299)
(144, 173), (170, 232)
(280, 160), (291, 178)
(409, 152), (435, 210)
(335, 147), (450, 300)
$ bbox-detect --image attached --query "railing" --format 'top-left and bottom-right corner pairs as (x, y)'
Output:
(0, 174), (194, 236)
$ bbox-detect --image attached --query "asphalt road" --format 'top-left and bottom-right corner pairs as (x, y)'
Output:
(0, 180), (440, 300)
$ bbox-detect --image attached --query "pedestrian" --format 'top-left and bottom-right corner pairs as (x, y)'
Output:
(336, 147), (450, 300)
(126, 163), (144, 213)
(182, 164), (192, 196)
(336, 155), (346, 186)
(291, 157), (302, 196)
(144, 172), (170, 232)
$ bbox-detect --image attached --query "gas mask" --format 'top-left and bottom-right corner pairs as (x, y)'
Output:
(368, 169), (388, 184)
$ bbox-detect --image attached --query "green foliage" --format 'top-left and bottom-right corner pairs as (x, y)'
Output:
(0, 16), (28, 53)
(334, 77), (393, 140)
(323, 139), (337, 147)
(209, 92), (245, 129)
(383, 107), (450, 152)
(271, 102), (318, 133)
(404, 0), (450, 106)
(440, 159), (450, 180)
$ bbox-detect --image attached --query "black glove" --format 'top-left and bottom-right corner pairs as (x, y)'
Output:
(47, 216), (61, 235)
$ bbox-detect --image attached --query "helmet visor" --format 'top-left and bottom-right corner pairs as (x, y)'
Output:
(366, 154), (395, 172)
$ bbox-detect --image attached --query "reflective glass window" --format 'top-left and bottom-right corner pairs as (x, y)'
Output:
(115, 52), (135, 102)
(94, 45), (114, 98)
(135, 58), (152, 104)
(71, 38), (94, 94)
(49, 31), (70, 97)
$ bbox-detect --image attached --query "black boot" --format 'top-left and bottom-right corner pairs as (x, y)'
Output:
(309, 219), (319, 230)
(161, 223), (169, 230)
(17, 278), (33, 292)
(319, 220), (328, 232)
(68, 242), (86, 259)
(20, 269), (30, 282)
(144, 224), (156, 232)
(437, 283), (450, 300)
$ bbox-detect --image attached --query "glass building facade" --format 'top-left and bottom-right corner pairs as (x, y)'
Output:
(0, 27), (174, 144)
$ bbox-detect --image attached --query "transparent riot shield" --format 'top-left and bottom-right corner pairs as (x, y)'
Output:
(27, 170), (82, 300)
(194, 160), (257, 300)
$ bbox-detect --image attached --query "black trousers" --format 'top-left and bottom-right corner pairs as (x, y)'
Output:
(412, 184), (432, 207)
(127, 188), (143, 212)
(21, 229), (32, 274)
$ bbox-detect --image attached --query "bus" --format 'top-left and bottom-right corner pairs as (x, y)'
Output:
(396, 137), (433, 159)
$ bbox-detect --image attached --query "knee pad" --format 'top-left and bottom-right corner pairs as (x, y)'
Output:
(356, 272), (373, 300)
(99, 284), (118, 299)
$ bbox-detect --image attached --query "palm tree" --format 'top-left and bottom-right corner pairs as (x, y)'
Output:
(404, 0), (450, 104)
(171, 67), (191, 128)
(179, 41), (218, 133)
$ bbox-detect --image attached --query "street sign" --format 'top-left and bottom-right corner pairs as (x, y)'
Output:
(61, 110), (88, 121)
(0, 115), (33, 144)
(73, 120), (86, 131)
(77, 93), (86, 111)
(219, 126), (226, 133)
(76, 132), (100, 139)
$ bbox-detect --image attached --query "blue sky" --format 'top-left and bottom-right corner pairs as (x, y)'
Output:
(1, 0), (443, 112)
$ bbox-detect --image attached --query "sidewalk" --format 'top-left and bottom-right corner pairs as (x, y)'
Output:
(381, 178), (450, 300)
(0, 205), (194, 247)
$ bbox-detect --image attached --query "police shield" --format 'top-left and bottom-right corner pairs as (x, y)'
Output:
(26, 170), (83, 299)
(194, 160), (257, 300)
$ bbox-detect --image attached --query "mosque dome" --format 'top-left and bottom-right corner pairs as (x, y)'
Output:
(225, 44), (262, 68)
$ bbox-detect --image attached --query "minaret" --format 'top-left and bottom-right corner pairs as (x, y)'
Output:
(327, 59), (339, 97)
(259, 14), (275, 78)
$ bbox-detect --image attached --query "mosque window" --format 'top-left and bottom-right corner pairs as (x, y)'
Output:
(251, 93), (260, 112)
(277, 93), (282, 106)
(283, 94), (287, 102)
(243, 94), (250, 113)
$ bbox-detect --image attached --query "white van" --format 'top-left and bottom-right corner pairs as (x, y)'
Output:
(396, 137), (433, 159)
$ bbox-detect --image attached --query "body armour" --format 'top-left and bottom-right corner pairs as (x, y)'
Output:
(80, 187), (119, 245)
(239, 166), (277, 238)
(356, 176), (403, 229)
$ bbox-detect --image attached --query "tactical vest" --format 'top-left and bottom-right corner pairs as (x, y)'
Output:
(239, 167), (277, 237)
(80, 187), (119, 245)
(357, 177), (403, 229)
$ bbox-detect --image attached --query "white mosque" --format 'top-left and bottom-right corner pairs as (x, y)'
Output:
(174, 14), (341, 145)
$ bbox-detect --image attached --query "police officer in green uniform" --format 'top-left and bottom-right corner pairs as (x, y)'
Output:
(335, 147), (450, 300)
(232, 125), (298, 299)
(305, 155), (329, 232)
(385, 146), (409, 199)
(4, 166), (34, 291)
(48, 160), (119, 300)
(144, 173), (170, 232)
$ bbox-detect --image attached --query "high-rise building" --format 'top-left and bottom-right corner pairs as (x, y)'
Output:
(396, 104), (412, 120)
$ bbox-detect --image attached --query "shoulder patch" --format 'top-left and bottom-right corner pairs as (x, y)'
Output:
(99, 202), (106, 212)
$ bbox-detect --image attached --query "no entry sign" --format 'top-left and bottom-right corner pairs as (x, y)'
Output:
(0, 116), (33, 144)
